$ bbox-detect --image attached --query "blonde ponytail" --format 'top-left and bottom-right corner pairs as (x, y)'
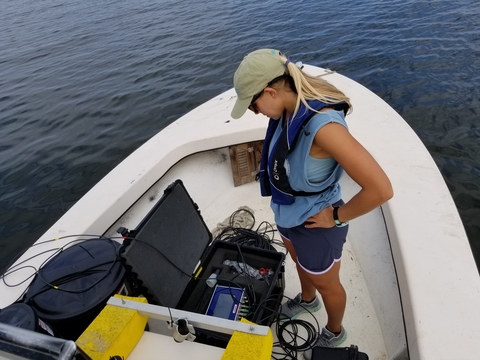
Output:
(280, 54), (352, 119)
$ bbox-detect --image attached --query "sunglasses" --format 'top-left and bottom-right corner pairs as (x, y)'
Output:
(248, 90), (264, 113)
(247, 74), (290, 114)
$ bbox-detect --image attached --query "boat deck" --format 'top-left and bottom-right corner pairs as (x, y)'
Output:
(106, 148), (391, 360)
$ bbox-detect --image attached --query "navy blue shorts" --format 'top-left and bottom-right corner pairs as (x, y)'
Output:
(277, 200), (348, 274)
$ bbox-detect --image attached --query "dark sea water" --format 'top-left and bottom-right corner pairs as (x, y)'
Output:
(1, 0), (479, 275)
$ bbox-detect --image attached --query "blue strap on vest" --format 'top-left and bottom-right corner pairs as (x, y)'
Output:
(257, 100), (349, 205)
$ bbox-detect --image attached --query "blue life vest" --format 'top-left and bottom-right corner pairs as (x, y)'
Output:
(258, 100), (349, 205)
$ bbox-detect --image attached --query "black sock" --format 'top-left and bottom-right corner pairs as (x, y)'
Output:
(301, 296), (316, 304)
(325, 326), (341, 336)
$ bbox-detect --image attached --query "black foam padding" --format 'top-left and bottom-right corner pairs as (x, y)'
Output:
(121, 180), (212, 307)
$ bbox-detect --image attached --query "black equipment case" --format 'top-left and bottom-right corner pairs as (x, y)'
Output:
(119, 180), (285, 346)
(312, 345), (369, 360)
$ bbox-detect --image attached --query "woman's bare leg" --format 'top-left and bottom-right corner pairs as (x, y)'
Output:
(281, 235), (346, 332)
(305, 260), (346, 332)
(281, 235), (317, 302)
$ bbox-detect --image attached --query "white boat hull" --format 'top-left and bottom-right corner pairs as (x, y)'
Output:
(2, 66), (479, 360)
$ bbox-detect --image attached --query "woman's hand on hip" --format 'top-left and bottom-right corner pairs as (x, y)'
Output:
(304, 206), (335, 228)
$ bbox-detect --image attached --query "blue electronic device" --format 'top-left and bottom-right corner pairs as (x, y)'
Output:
(205, 285), (245, 321)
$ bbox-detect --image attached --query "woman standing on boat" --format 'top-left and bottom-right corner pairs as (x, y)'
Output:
(231, 49), (393, 359)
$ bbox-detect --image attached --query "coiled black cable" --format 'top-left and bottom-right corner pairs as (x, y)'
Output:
(268, 294), (322, 360)
(213, 208), (284, 251)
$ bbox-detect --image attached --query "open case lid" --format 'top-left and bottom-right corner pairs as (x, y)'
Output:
(120, 180), (212, 307)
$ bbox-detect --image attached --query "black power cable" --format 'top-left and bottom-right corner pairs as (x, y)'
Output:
(213, 208), (285, 251)
(257, 293), (322, 360)
(1, 235), (119, 303)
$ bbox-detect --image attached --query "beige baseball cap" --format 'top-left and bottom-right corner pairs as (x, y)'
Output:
(231, 49), (286, 119)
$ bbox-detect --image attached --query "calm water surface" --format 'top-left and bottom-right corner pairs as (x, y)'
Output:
(1, 0), (479, 274)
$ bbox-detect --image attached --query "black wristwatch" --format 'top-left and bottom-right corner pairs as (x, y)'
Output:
(333, 206), (349, 227)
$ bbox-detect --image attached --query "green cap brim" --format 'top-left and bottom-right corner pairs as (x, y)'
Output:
(231, 96), (253, 119)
